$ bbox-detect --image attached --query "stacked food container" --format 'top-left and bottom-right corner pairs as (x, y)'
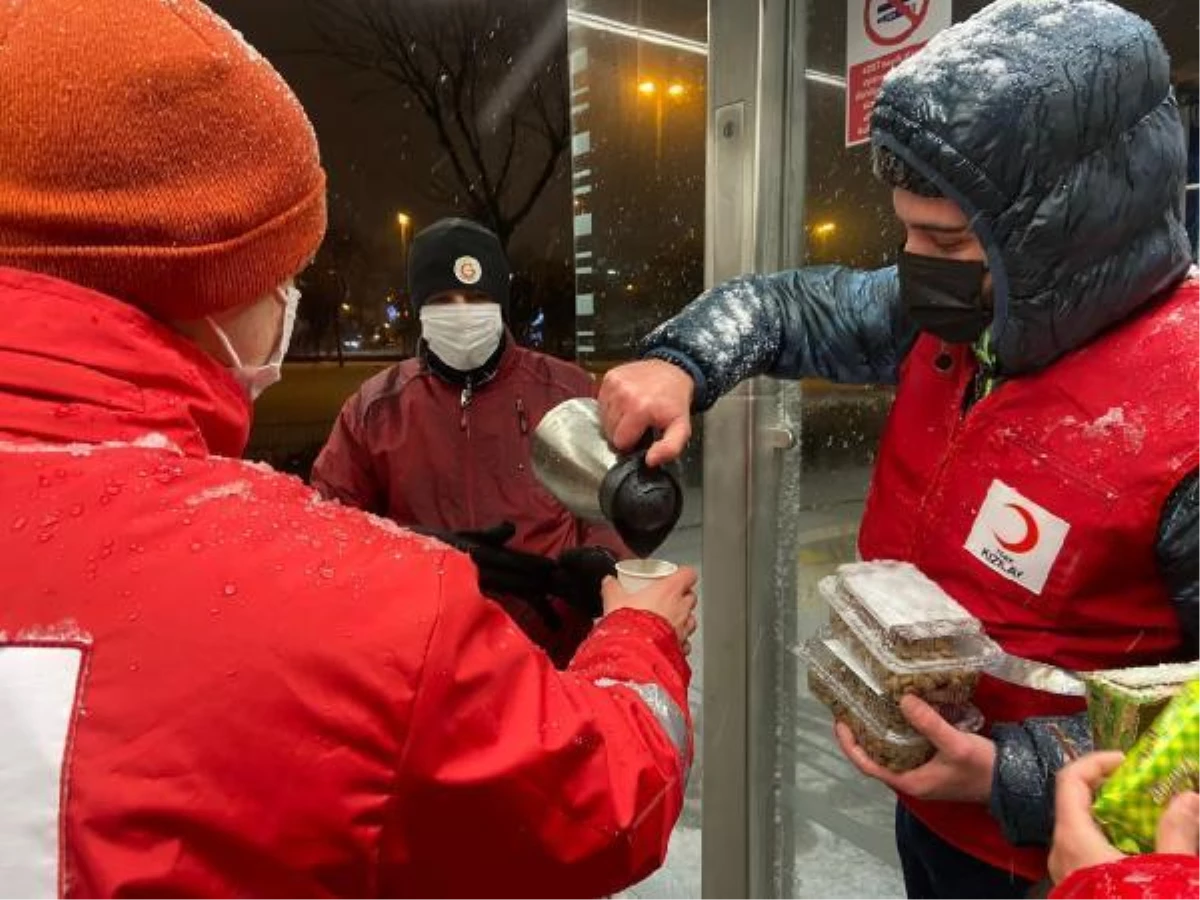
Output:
(801, 560), (1002, 772)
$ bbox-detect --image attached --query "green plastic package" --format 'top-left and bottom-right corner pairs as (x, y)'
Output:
(1092, 678), (1200, 853)
(1086, 662), (1198, 751)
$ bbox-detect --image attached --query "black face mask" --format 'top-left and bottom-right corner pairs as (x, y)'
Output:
(897, 250), (991, 344)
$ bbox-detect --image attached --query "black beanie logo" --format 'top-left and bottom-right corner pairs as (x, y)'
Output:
(454, 256), (482, 285)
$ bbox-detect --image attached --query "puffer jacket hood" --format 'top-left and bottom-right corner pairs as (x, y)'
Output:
(871, 0), (1193, 375)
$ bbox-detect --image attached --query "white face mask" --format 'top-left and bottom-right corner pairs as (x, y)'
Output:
(420, 302), (504, 372)
(208, 283), (300, 401)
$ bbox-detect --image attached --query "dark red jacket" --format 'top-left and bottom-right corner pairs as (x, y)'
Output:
(1050, 855), (1199, 899)
(860, 278), (1199, 881)
(312, 342), (630, 660)
(0, 267), (690, 898)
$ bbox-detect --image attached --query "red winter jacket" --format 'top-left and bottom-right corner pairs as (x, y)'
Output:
(0, 267), (691, 898)
(311, 342), (630, 662)
(1050, 854), (1200, 899)
(860, 278), (1198, 881)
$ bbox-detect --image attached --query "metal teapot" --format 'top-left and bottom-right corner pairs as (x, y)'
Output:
(531, 398), (683, 557)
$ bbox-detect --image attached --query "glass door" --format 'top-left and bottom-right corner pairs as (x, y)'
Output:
(565, 3), (708, 896)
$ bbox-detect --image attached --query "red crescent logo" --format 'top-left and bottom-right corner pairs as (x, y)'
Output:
(994, 503), (1039, 554)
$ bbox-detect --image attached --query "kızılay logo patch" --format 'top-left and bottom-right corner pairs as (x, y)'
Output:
(964, 479), (1069, 595)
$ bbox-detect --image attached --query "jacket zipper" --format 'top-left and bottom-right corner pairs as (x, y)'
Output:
(460, 380), (473, 431)
(461, 378), (475, 527)
(963, 328), (999, 414)
(516, 397), (528, 435)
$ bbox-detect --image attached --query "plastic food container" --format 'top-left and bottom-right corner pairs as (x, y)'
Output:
(804, 632), (910, 731)
(821, 570), (1002, 705)
(834, 561), (982, 657)
(801, 634), (984, 772)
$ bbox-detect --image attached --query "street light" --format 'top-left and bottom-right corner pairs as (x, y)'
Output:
(635, 79), (689, 162)
(396, 211), (413, 291)
(811, 221), (837, 260)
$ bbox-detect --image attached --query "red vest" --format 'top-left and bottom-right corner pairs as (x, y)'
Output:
(859, 275), (1199, 880)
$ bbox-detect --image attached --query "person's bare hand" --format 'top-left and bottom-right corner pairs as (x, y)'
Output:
(601, 566), (698, 649)
(1048, 751), (1126, 884)
(834, 695), (995, 802)
(598, 360), (694, 468)
(1156, 791), (1200, 855)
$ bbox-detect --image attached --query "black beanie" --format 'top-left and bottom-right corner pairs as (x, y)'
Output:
(408, 218), (511, 316)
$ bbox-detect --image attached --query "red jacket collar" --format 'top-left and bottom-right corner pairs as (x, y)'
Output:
(0, 267), (251, 458)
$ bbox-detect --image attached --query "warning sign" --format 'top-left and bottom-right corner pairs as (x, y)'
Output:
(846, 0), (950, 147)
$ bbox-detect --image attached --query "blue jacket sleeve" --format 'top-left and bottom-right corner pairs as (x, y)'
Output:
(990, 713), (1093, 847)
(1155, 471), (1198, 646)
(640, 266), (915, 410)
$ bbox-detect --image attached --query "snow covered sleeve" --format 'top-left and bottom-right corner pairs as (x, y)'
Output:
(641, 265), (916, 411)
(990, 712), (1093, 847)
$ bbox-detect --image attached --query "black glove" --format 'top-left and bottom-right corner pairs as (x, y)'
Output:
(413, 521), (561, 629)
(550, 546), (618, 619)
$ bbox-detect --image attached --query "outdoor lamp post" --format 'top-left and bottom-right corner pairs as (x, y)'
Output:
(636, 79), (688, 162)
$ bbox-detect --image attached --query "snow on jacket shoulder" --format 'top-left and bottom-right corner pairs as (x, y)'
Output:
(0, 267), (689, 898)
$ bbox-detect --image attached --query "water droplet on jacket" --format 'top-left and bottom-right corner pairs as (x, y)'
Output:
(53, 404), (72, 418)
(69, 503), (84, 517)
(55, 469), (67, 480)
(128, 662), (140, 673)
(99, 539), (115, 558)
(11, 516), (27, 531)
(127, 610), (140, 622)
(209, 607), (220, 616)
(190, 541), (203, 553)
(38, 474), (52, 487)
(37, 532), (54, 543)
(223, 583), (237, 597)
(318, 565), (334, 579)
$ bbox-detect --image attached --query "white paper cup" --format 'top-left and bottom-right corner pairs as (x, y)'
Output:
(616, 558), (679, 593)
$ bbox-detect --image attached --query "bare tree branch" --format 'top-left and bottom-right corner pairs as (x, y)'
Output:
(304, 0), (569, 250)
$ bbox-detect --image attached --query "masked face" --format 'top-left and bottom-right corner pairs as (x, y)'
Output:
(898, 251), (991, 344)
(420, 301), (503, 371)
(892, 188), (992, 344)
(208, 283), (300, 401)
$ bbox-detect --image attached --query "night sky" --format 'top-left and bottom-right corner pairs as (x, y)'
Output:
(206, 0), (1196, 329)
(207, 0), (578, 265)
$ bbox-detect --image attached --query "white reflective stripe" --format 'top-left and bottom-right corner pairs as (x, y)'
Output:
(594, 678), (690, 781)
(0, 645), (84, 899)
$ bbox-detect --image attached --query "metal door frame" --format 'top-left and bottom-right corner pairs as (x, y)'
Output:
(700, 0), (810, 896)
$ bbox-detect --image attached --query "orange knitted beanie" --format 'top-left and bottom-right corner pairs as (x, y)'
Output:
(0, 0), (327, 320)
